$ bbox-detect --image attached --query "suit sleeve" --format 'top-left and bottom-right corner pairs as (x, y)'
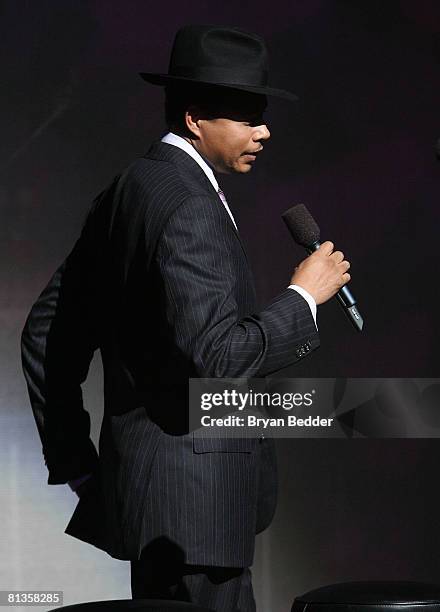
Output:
(21, 231), (100, 485)
(156, 194), (320, 378)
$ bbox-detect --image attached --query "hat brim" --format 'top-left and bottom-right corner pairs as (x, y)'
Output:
(139, 72), (298, 102)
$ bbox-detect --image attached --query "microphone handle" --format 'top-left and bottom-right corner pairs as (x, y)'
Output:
(308, 241), (364, 332)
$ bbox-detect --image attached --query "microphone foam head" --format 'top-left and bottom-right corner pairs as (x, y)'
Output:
(282, 203), (320, 247)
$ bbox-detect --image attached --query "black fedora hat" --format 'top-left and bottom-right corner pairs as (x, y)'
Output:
(139, 24), (298, 101)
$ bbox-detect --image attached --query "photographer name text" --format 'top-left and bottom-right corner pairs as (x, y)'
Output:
(200, 415), (333, 428)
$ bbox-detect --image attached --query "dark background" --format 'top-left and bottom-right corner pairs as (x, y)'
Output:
(1, 1), (440, 610)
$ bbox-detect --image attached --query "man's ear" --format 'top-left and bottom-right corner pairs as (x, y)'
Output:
(185, 105), (202, 138)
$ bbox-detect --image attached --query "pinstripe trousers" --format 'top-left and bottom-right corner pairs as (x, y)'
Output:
(130, 553), (256, 611)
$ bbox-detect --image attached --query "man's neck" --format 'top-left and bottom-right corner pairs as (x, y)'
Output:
(171, 130), (218, 174)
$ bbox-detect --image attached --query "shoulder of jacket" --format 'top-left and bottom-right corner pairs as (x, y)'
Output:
(118, 157), (213, 203)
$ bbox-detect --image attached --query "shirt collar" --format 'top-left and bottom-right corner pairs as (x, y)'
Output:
(160, 132), (219, 192)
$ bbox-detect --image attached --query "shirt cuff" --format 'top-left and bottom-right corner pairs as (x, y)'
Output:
(68, 473), (93, 491)
(288, 284), (318, 330)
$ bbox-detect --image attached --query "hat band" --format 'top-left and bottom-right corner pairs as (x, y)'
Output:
(170, 65), (268, 86)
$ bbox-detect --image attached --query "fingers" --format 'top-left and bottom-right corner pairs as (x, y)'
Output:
(331, 250), (344, 263)
(339, 259), (351, 286)
(318, 241), (334, 255)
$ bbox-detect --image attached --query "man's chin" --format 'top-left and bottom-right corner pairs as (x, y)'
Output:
(223, 161), (254, 174)
(236, 162), (253, 173)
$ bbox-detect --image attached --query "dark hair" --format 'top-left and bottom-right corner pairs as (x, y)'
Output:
(164, 83), (225, 132)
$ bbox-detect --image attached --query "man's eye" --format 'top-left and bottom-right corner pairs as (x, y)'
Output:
(249, 115), (265, 126)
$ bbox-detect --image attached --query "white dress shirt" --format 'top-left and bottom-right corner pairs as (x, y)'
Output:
(160, 132), (317, 328)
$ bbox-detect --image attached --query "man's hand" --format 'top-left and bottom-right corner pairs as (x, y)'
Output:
(290, 241), (351, 305)
(68, 473), (94, 498)
(73, 477), (95, 498)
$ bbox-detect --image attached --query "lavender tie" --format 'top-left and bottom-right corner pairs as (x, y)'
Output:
(217, 188), (238, 231)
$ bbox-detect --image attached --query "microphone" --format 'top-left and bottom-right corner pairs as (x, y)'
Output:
(282, 203), (364, 332)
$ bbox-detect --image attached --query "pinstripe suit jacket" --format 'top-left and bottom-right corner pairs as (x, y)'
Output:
(21, 140), (320, 567)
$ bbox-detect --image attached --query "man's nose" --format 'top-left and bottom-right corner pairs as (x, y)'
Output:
(254, 123), (271, 141)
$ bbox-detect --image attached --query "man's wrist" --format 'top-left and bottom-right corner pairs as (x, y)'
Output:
(68, 473), (93, 491)
(288, 284), (318, 329)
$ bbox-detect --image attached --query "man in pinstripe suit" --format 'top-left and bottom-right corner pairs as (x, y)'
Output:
(21, 25), (350, 611)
